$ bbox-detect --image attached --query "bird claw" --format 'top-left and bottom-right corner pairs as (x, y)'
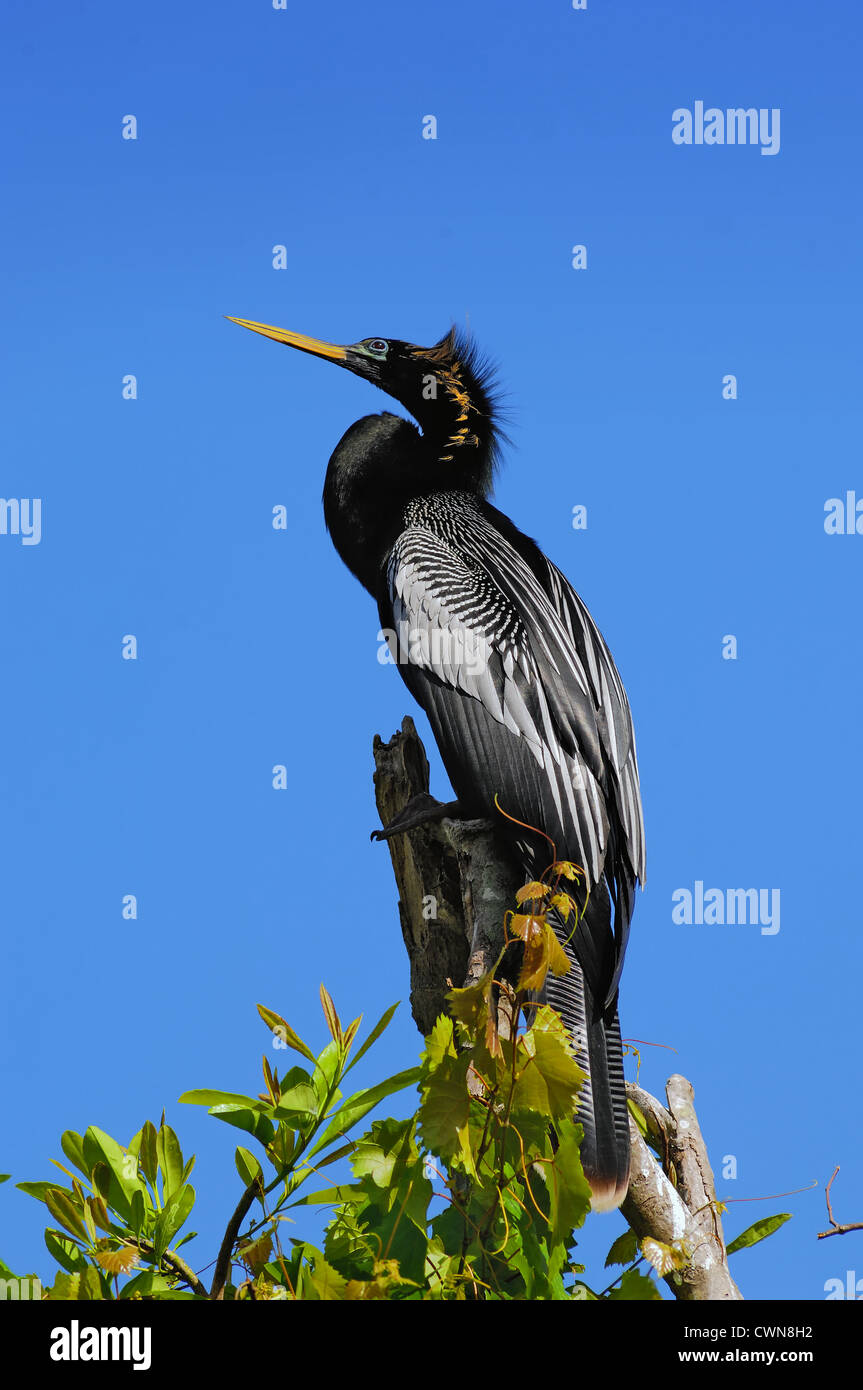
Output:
(371, 794), (462, 842)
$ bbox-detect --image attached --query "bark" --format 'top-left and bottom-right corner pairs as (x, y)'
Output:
(372, 716), (522, 1035)
(372, 716), (742, 1301)
(623, 1081), (742, 1300)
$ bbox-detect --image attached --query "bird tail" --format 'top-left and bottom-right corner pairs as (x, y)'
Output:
(543, 945), (630, 1212)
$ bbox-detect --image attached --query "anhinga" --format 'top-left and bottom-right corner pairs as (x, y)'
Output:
(228, 316), (646, 1211)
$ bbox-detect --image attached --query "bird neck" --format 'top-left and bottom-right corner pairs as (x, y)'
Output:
(323, 411), (489, 595)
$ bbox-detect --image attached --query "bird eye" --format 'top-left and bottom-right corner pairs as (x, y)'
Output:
(367, 339), (388, 354)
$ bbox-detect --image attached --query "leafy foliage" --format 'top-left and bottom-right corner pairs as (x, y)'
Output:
(1, 866), (708, 1300)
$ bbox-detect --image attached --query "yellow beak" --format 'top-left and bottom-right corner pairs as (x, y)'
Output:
(226, 316), (348, 363)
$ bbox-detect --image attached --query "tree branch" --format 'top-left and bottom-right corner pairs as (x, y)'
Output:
(210, 1179), (260, 1300)
(372, 716), (742, 1301)
(131, 1238), (210, 1299)
(817, 1166), (863, 1239)
(623, 1078), (741, 1300)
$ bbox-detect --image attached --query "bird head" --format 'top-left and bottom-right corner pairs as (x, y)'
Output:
(227, 317), (502, 489)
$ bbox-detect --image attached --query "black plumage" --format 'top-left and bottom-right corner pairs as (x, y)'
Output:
(228, 317), (646, 1211)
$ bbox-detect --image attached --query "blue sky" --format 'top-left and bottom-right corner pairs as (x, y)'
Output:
(2, 0), (861, 1300)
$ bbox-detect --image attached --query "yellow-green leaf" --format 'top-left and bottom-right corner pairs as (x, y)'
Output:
(319, 983), (343, 1046)
(257, 1005), (317, 1064)
(238, 1233), (272, 1275)
(95, 1245), (140, 1277)
(508, 912), (546, 941)
(545, 929), (571, 978)
(418, 1053), (475, 1175)
(512, 1009), (585, 1122)
(605, 1228), (639, 1268)
(235, 1147), (262, 1190)
(44, 1189), (88, 1243)
(552, 861), (584, 883)
(550, 892), (578, 920)
(516, 881), (550, 905)
(727, 1213), (791, 1255)
(641, 1237), (675, 1276)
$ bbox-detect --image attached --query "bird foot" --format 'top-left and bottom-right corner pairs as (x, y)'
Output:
(371, 794), (463, 842)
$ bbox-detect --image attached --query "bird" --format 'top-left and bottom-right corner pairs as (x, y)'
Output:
(228, 316), (646, 1212)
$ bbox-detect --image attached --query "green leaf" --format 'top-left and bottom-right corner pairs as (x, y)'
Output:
(154, 1184), (195, 1262)
(605, 1228), (639, 1268)
(626, 1099), (649, 1141)
(82, 1128), (144, 1218)
(313, 1141), (356, 1172)
(418, 1052), (473, 1173)
(257, 1005), (318, 1064)
(727, 1212), (791, 1255)
(17, 1180), (71, 1204)
(139, 1121), (159, 1188)
(346, 1118), (432, 1284)
(512, 1011), (585, 1122)
(307, 1068), (420, 1160)
(446, 969), (504, 1067)
(312, 1040), (343, 1103)
(87, 1194), (116, 1236)
(59, 1132), (89, 1178)
(49, 1157), (85, 1187)
(44, 1229), (88, 1273)
(266, 1125), (296, 1172)
(120, 1270), (175, 1299)
(0, 1175), (10, 1184)
(81, 1198), (97, 1245)
(178, 1088), (270, 1112)
(344, 1001), (399, 1075)
(130, 1188), (146, 1239)
(351, 1117), (416, 1190)
(307, 1250), (348, 1301)
(547, 1125), (592, 1248)
(319, 983), (343, 1045)
(44, 1188), (88, 1243)
(235, 1147), (262, 1189)
(206, 1105), (276, 1147)
(289, 1183), (363, 1208)
(272, 1080), (319, 1123)
(50, 1266), (106, 1301)
(156, 1124), (184, 1200)
(446, 971), (494, 1032)
(422, 1014), (458, 1070)
(608, 1268), (662, 1301)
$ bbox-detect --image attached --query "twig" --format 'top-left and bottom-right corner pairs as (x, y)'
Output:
(817, 1166), (863, 1240)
